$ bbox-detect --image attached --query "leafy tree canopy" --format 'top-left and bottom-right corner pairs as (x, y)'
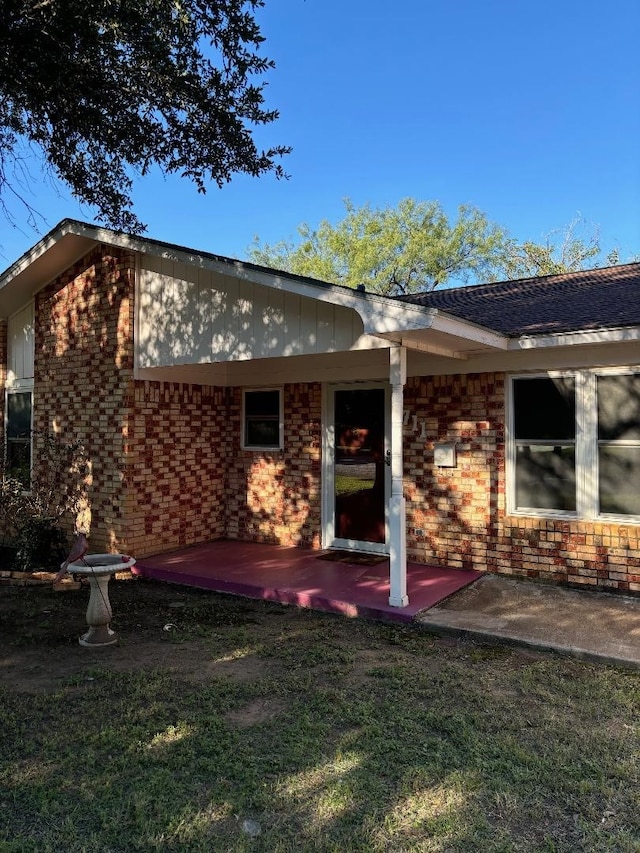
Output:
(0, 0), (289, 232)
(251, 202), (632, 294)
(499, 216), (623, 279)
(250, 198), (510, 296)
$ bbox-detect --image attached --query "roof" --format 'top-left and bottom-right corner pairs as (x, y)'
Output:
(0, 219), (508, 357)
(397, 263), (640, 336)
(2, 219), (639, 356)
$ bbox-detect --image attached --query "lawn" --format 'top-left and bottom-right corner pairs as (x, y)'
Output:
(1, 577), (639, 852)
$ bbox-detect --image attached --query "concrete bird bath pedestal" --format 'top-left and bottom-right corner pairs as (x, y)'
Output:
(65, 554), (136, 647)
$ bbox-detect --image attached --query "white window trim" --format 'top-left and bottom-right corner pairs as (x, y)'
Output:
(241, 387), (284, 451)
(507, 367), (640, 523)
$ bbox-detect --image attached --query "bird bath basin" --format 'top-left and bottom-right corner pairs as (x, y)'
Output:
(65, 554), (136, 647)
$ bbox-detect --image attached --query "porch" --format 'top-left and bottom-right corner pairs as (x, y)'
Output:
(132, 540), (482, 624)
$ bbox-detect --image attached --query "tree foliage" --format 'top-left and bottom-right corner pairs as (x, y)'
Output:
(251, 202), (633, 294)
(499, 216), (620, 279)
(0, 0), (289, 232)
(250, 198), (511, 296)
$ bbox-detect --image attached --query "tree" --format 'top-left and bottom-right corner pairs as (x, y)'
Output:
(250, 198), (511, 296)
(498, 216), (621, 279)
(0, 0), (289, 232)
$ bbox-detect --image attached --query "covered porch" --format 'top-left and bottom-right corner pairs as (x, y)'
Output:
(132, 540), (482, 624)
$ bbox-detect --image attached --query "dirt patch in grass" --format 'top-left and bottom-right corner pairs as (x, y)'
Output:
(1, 577), (639, 852)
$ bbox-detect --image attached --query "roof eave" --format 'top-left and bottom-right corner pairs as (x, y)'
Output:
(510, 326), (640, 350)
(1, 221), (497, 355)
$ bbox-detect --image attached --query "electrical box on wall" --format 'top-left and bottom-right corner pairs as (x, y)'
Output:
(434, 442), (456, 467)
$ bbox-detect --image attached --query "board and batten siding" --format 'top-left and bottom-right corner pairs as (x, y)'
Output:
(136, 256), (365, 368)
(7, 302), (34, 385)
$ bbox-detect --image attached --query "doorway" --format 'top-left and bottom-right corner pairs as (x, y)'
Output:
(323, 384), (390, 553)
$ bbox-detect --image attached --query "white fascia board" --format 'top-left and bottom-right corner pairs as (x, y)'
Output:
(0, 220), (505, 353)
(428, 311), (510, 349)
(510, 326), (640, 350)
(0, 220), (93, 289)
(96, 226), (462, 340)
(0, 222), (98, 316)
(375, 310), (509, 350)
(70, 221), (444, 329)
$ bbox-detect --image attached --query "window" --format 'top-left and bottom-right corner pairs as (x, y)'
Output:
(509, 370), (640, 520)
(5, 390), (32, 487)
(242, 389), (283, 450)
(513, 376), (576, 512)
(597, 374), (640, 516)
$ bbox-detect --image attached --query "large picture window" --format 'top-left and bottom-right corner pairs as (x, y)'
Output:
(242, 388), (283, 450)
(6, 390), (32, 487)
(510, 370), (640, 520)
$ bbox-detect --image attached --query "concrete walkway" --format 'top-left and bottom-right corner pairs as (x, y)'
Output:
(417, 574), (640, 669)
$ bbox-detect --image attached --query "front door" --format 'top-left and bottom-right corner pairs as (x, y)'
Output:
(324, 384), (390, 553)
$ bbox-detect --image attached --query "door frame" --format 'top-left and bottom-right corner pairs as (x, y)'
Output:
(321, 381), (391, 554)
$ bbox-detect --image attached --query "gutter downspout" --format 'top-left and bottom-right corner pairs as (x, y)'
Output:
(388, 345), (408, 607)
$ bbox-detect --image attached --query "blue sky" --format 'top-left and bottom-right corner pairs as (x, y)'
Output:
(1, 0), (639, 278)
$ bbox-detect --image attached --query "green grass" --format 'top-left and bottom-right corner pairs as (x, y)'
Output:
(334, 475), (374, 496)
(0, 580), (639, 851)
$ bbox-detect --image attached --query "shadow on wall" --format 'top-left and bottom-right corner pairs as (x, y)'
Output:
(402, 374), (505, 573)
(33, 247), (136, 553)
(225, 384), (322, 550)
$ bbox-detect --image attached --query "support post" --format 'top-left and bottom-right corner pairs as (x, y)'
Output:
(389, 345), (408, 607)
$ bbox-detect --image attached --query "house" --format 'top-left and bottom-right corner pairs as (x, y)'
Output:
(1, 219), (639, 605)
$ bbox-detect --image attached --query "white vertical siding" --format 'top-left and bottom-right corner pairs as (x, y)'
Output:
(7, 302), (34, 384)
(137, 257), (364, 368)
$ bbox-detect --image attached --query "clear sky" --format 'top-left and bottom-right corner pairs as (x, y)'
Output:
(1, 0), (639, 279)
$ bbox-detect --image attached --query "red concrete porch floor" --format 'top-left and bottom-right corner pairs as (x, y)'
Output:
(133, 540), (482, 624)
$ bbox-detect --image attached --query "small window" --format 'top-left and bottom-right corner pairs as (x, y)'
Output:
(6, 390), (32, 487)
(242, 389), (283, 450)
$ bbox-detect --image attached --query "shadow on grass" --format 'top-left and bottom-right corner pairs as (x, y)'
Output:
(1, 580), (639, 851)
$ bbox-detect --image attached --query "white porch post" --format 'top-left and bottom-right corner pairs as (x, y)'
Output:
(389, 345), (408, 607)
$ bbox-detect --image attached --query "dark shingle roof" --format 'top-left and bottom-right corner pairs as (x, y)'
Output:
(397, 263), (640, 336)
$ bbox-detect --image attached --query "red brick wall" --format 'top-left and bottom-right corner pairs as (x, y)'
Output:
(225, 383), (322, 548)
(31, 244), (323, 558)
(124, 381), (228, 555)
(35, 246), (136, 551)
(403, 372), (640, 594)
(403, 373), (505, 571)
(33, 245), (231, 558)
(492, 519), (640, 593)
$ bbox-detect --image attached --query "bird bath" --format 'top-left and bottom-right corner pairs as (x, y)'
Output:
(65, 554), (136, 647)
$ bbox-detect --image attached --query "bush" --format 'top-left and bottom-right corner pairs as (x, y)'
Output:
(14, 517), (69, 571)
(0, 433), (89, 571)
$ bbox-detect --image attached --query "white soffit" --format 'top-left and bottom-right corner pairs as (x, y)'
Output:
(0, 224), (97, 316)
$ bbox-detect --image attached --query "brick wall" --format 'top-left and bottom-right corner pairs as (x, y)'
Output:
(493, 519), (640, 594)
(30, 242), (323, 558)
(35, 246), (136, 551)
(124, 381), (228, 556)
(403, 373), (505, 572)
(225, 383), (322, 548)
(403, 372), (640, 594)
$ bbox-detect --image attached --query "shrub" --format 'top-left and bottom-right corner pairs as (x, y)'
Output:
(0, 433), (90, 571)
(14, 517), (69, 571)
